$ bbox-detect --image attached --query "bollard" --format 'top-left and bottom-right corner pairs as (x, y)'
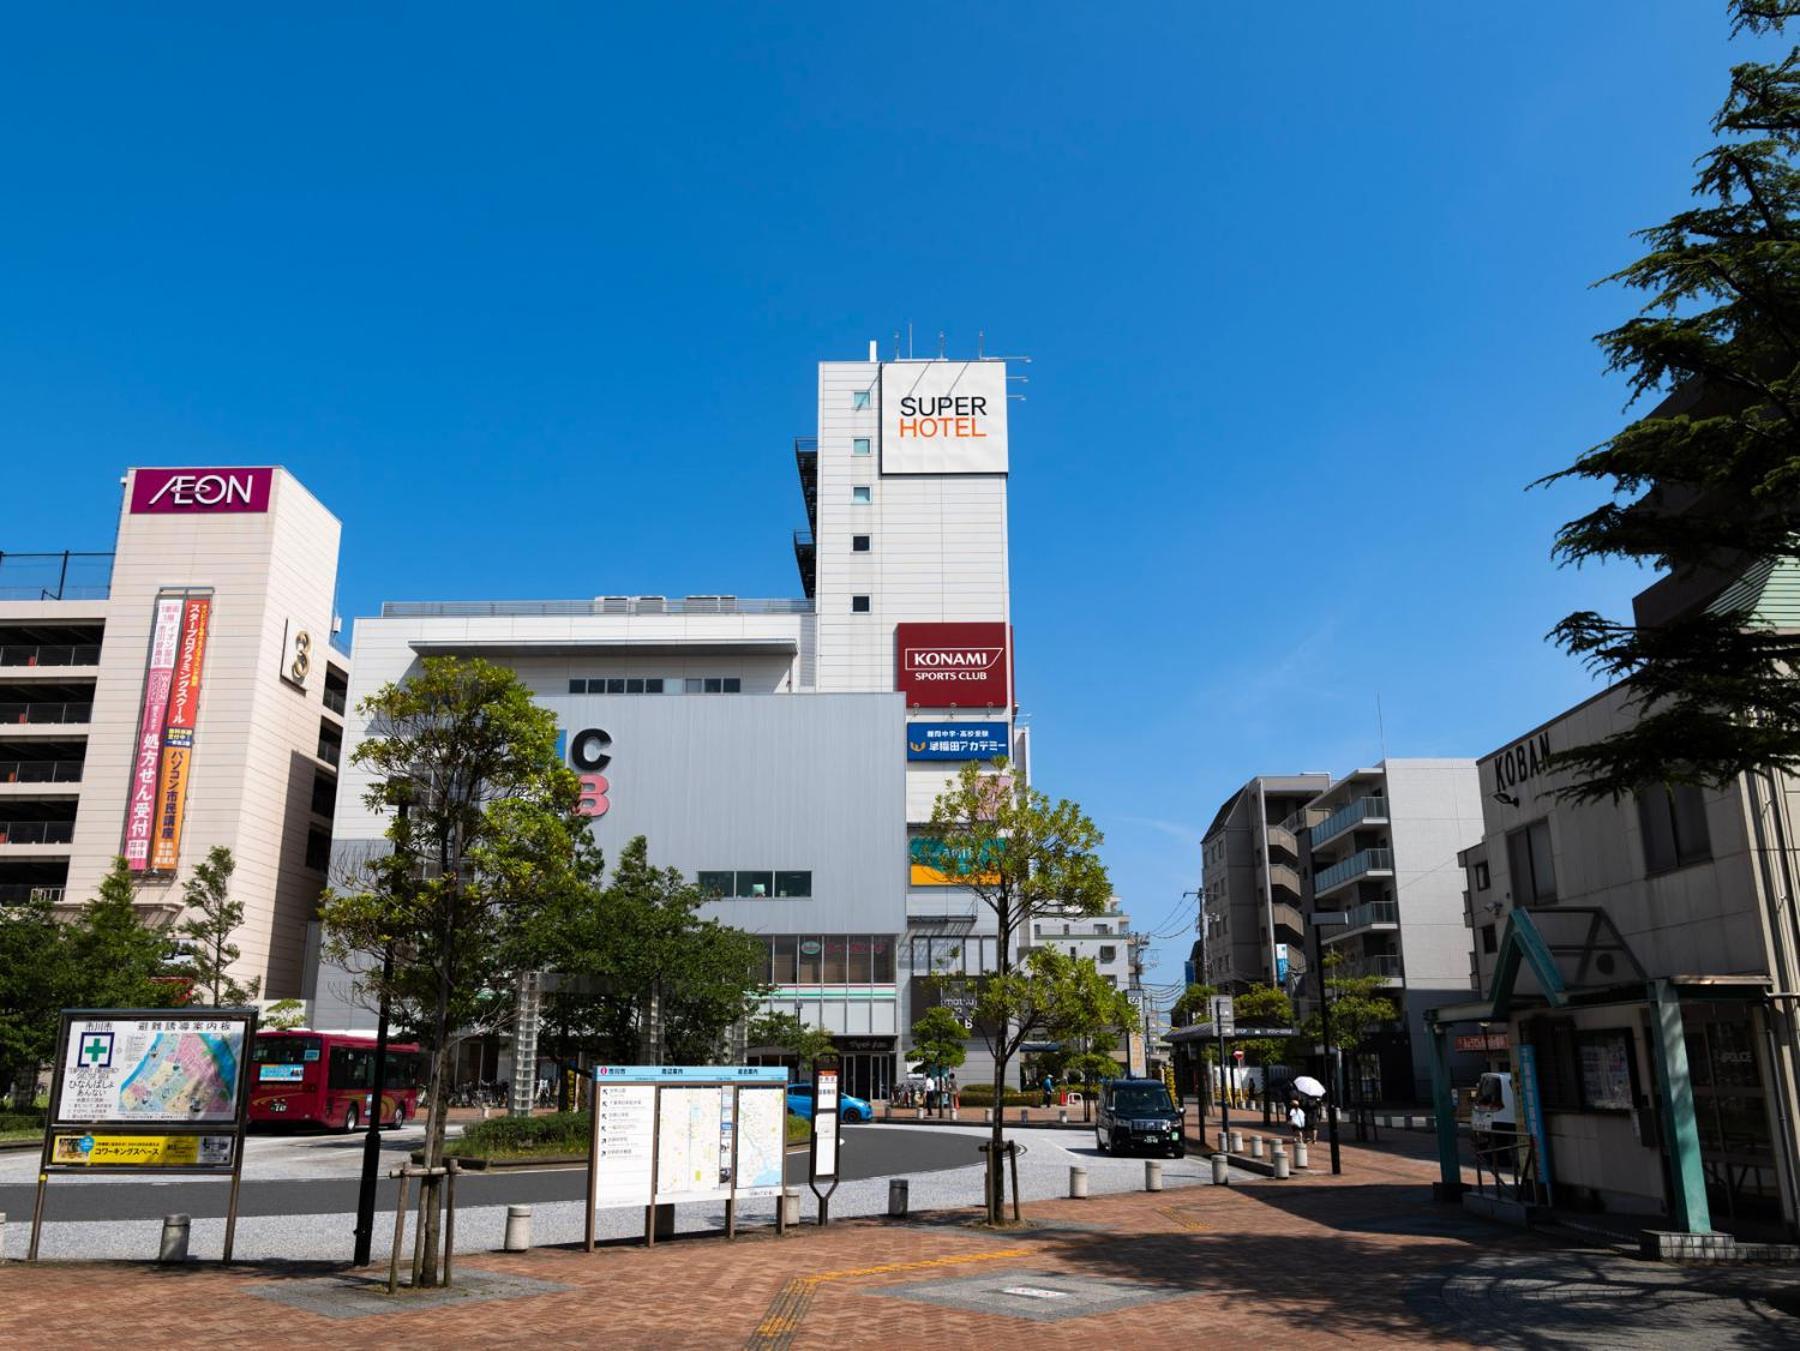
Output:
(0, 1210), (6, 1261)
(503, 1205), (532, 1252)
(1272, 1145), (1290, 1180)
(158, 1214), (191, 1264)
(781, 1189), (801, 1227)
(1058, 1109), (1068, 1125)
(1211, 1153), (1230, 1186)
(1249, 1135), (1264, 1160)
(1294, 1140), (1310, 1169)
(1145, 1160), (1164, 1192)
(888, 1179), (909, 1217)
(1018, 1108), (1029, 1124)
(915, 1106), (924, 1119)
(984, 1107), (994, 1124)
(1229, 1129), (1244, 1153)
(1069, 1166), (1088, 1199)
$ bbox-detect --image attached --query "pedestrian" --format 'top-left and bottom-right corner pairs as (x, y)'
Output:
(948, 1071), (958, 1109)
(1288, 1099), (1306, 1141)
(924, 1071), (937, 1111)
(1041, 1073), (1054, 1108)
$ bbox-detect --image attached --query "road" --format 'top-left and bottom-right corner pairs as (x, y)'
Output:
(0, 1123), (984, 1223)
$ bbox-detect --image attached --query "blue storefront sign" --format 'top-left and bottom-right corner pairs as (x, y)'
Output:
(906, 721), (1009, 761)
(1517, 1044), (1554, 1194)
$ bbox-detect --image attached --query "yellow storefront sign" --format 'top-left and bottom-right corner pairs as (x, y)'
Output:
(51, 1133), (233, 1168)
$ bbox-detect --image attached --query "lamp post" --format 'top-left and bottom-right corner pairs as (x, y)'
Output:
(353, 788), (411, 1267)
(1308, 910), (1346, 1176)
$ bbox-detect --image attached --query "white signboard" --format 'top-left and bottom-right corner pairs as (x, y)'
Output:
(58, 1016), (246, 1125)
(594, 1082), (656, 1209)
(1209, 995), (1236, 1037)
(880, 361), (1008, 475)
(734, 1086), (787, 1199)
(589, 1067), (789, 1215)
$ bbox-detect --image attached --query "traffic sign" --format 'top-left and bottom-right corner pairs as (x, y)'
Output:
(1208, 994), (1235, 1035)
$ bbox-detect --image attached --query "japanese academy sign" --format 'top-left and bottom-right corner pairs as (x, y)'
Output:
(906, 721), (1009, 761)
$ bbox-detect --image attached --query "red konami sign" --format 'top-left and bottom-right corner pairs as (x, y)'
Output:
(895, 622), (1010, 709)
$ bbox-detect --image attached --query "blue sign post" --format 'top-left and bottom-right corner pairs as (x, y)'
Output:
(1517, 1045), (1553, 1204)
(905, 722), (1009, 761)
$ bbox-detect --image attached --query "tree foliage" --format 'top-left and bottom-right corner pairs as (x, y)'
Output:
(173, 846), (261, 1006)
(1170, 981), (1218, 1027)
(1231, 983), (1295, 1067)
(906, 1005), (970, 1076)
(748, 1009), (838, 1073)
(1296, 954), (1398, 1063)
(1541, 1), (1800, 800)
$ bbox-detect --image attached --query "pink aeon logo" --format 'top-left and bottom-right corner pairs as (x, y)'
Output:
(130, 467), (274, 514)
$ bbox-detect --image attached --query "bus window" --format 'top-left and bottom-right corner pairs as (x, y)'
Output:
(382, 1052), (421, 1089)
(253, 1036), (321, 1064)
(329, 1047), (374, 1090)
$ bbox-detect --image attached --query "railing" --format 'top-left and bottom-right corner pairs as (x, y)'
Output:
(0, 821), (76, 845)
(0, 702), (93, 725)
(1314, 847), (1394, 894)
(0, 551), (114, 602)
(381, 597), (814, 618)
(1338, 899), (1400, 932)
(323, 686), (347, 716)
(0, 884), (65, 903)
(0, 644), (101, 667)
(0, 760), (83, 784)
(1343, 953), (1404, 980)
(1313, 796), (1389, 846)
(317, 737), (342, 766)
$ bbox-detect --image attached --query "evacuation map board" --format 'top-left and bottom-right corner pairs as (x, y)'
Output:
(57, 1016), (245, 1126)
(733, 1086), (787, 1198)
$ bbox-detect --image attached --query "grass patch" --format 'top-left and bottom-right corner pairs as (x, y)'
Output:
(0, 1108), (46, 1144)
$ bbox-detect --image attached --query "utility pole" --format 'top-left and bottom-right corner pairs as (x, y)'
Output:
(1310, 912), (1345, 1176)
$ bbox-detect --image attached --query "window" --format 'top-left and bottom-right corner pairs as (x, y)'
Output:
(1506, 819), (1557, 905)
(568, 679), (585, 694)
(852, 535), (871, 553)
(822, 936), (848, 983)
(1099, 945), (1117, 964)
(685, 678), (702, 693)
(724, 677), (741, 693)
(852, 391), (870, 410)
(735, 869), (774, 898)
(1481, 923), (1498, 954)
(851, 595), (871, 613)
(304, 828), (330, 872)
(705, 677), (722, 693)
(1094, 923), (1110, 935)
(626, 678), (644, 694)
(646, 678), (664, 693)
(329, 1047), (373, 1090)
(1637, 783), (1713, 873)
(775, 870), (811, 898)
(1473, 860), (1491, 890)
(606, 677), (626, 694)
(772, 935), (798, 983)
(697, 871), (733, 898)
(852, 485), (871, 504)
(310, 772), (337, 820)
(797, 937), (822, 983)
(871, 937), (895, 983)
(852, 437), (872, 455)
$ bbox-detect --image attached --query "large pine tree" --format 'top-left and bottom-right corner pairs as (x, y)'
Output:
(1544, 1), (1800, 800)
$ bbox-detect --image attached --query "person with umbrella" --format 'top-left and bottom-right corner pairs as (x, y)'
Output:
(1291, 1074), (1328, 1146)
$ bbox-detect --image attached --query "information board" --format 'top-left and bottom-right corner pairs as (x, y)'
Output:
(57, 1015), (247, 1127)
(812, 1065), (840, 1180)
(594, 1081), (657, 1209)
(656, 1085), (732, 1204)
(734, 1086), (787, 1198)
(50, 1132), (236, 1169)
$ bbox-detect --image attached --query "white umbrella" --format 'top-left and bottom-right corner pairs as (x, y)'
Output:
(1291, 1075), (1327, 1098)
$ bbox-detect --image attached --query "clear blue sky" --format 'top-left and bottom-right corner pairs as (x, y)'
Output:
(0, 5), (1767, 996)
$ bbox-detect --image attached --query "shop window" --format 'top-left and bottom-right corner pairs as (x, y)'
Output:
(871, 937), (895, 983)
(852, 595), (871, 613)
(754, 939), (774, 985)
(696, 871), (733, 898)
(735, 870), (774, 898)
(775, 870), (811, 898)
(1637, 783), (1713, 874)
(822, 937), (849, 983)
(797, 937), (822, 983)
(772, 935), (798, 983)
(1506, 819), (1557, 905)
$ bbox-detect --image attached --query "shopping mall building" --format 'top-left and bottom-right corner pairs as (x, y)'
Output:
(0, 467), (350, 998)
(308, 350), (1025, 1101)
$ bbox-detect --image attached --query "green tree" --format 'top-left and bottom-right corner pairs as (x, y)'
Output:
(1540, 1), (1800, 800)
(925, 760), (1112, 1222)
(906, 1005), (969, 1091)
(749, 1010), (838, 1074)
(0, 892), (71, 1109)
(173, 846), (261, 1006)
(319, 656), (585, 1286)
(66, 858), (184, 1012)
(1295, 955), (1398, 1101)
(261, 998), (307, 1031)
(1170, 981), (1218, 1027)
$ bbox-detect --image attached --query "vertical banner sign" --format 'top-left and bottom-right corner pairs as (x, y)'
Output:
(152, 597), (211, 872)
(124, 598), (185, 871)
(1517, 1044), (1553, 1195)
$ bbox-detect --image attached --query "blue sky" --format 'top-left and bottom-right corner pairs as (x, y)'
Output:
(0, 5), (1767, 996)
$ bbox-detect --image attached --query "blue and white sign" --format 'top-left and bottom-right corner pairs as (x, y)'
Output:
(906, 721), (1009, 761)
(1518, 1045), (1553, 1192)
(1275, 943), (1290, 987)
(592, 1065), (789, 1084)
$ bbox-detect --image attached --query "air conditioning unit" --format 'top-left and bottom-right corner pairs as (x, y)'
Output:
(636, 595), (666, 613)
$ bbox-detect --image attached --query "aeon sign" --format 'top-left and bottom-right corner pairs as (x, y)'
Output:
(130, 467), (274, 515)
(895, 622), (1010, 709)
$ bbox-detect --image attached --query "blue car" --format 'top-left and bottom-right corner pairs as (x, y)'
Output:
(786, 1082), (872, 1123)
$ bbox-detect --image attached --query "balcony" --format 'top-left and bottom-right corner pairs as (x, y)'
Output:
(1340, 952), (1404, 983)
(794, 437), (818, 534)
(1314, 847), (1394, 897)
(0, 883), (64, 903)
(1263, 859), (1303, 898)
(793, 529), (816, 600)
(1269, 900), (1306, 936)
(1311, 796), (1390, 849)
(0, 760), (83, 784)
(0, 821), (76, 846)
(0, 644), (102, 668)
(0, 702), (92, 727)
(1264, 821), (1299, 861)
(1322, 899), (1400, 942)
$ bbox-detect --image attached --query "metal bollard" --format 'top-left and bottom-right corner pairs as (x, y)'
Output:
(1294, 1140), (1310, 1169)
(1229, 1129), (1244, 1153)
(1018, 1108), (1029, 1124)
(915, 1106), (924, 1119)
(1211, 1153), (1230, 1186)
(1058, 1109), (1068, 1124)
(1272, 1145), (1290, 1180)
(1249, 1135), (1264, 1160)
(984, 1108), (994, 1124)
(1069, 1166), (1088, 1199)
(1145, 1160), (1164, 1192)
(888, 1179), (909, 1217)
(781, 1189), (801, 1227)
(158, 1214), (191, 1264)
(503, 1205), (532, 1252)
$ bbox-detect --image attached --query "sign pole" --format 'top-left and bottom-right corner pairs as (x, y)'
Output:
(221, 1009), (258, 1263)
(584, 1075), (600, 1253)
(27, 1013), (70, 1261)
(808, 1053), (842, 1226)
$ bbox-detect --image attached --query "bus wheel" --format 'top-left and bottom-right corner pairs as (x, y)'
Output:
(343, 1104), (359, 1133)
(387, 1103), (405, 1131)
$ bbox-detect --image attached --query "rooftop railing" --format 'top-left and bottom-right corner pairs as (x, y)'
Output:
(0, 702), (92, 726)
(0, 552), (113, 602)
(0, 884), (65, 904)
(0, 821), (75, 845)
(0, 644), (101, 667)
(1312, 795), (1389, 846)
(381, 596), (814, 619)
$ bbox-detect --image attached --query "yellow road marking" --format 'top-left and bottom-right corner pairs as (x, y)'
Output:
(746, 1247), (1034, 1348)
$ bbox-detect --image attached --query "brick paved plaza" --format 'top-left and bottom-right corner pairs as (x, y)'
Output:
(5, 1130), (1799, 1348)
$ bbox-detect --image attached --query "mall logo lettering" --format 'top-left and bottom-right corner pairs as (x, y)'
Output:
(130, 467), (274, 515)
(894, 622), (1010, 709)
(1490, 730), (1552, 799)
(563, 726), (612, 818)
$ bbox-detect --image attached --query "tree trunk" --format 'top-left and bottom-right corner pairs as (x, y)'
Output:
(988, 1052), (1007, 1223)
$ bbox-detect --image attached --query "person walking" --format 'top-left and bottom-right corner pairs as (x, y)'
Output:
(1288, 1099), (1307, 1141)
(1041, 1073), (1055, 1109)
(948, 1071), (958, 1110)
(923, 1071), (937, 1112)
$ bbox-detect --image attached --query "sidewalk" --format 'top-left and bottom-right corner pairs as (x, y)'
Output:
(5, 1127), (1796, 1347)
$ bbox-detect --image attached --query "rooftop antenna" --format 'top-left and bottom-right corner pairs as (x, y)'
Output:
(907, 322), (913, 359)
(937, 329), (946, 360)
(977, 329), (985, 359)
(1376, 693), (1389, 766)
(893, 331), (901, 360)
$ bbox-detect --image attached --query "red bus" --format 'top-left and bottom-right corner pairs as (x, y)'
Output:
(248, 1030), (424, 1131)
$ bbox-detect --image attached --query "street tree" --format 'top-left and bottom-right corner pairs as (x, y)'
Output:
(1232, 983), (1295, 1118)
(1539, 1), (1800, 800)
(924, 760), (1112, 1221)
(66, 858), (184, 1012)
(749, 1010), (838, 1075)
(0, 892), (70, 1109)
(318, 656), (586, 1287)
(1295, 953), (1398, 1108)
(261, 998), (307, 1031)
(906, 1005), (968, 1112)
(174, 846), (261, 1006)
(1170, 981), (1218, 1027)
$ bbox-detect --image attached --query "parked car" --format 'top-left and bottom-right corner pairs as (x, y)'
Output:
(1095, 1077), (1185, 1158)
(786, 1082), (873, 1123)
(1470, 1071), (1515, 1148)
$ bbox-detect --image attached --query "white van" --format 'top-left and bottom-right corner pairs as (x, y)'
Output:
(1470, 1071), (1516, 1147)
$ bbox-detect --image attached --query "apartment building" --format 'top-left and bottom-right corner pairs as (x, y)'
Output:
(1198, 774), (1331, 993)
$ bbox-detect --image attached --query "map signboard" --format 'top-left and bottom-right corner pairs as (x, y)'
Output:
(57, 1015), (247, 1126)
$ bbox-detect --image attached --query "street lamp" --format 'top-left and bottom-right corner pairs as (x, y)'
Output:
(1307, 910), (1346, 1176)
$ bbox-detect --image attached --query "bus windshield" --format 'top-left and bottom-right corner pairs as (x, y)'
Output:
(253, 1037), (321, 1065)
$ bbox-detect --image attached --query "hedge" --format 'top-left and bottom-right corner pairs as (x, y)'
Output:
(446, 1110), (591, 1159)
(954, 1084), (1102, 1108)
(0, 1108), (46, 1138)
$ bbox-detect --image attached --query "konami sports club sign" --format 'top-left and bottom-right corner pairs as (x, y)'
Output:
(895, 622), (1010, 709)
(879, 361), (1008, 475)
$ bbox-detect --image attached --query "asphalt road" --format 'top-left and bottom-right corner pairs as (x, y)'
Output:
(0, 1124), (983, 1223)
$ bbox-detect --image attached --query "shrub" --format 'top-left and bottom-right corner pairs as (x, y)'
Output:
(786, 1113), (809, 1145)
(447, 1110), (590, 1158)
(0, 1108), (45, 1137)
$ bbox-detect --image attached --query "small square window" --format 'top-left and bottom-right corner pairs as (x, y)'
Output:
(645, 677), (664, 694)
(736, 870), (774, 899)
(852, 535), (871, 553)
(723, 677), (741, 693)
(625, 677), (645, 694)
(704, 677), (723, 694)
(684, 678), (703, 693)
(568, 679), (586, 694)
(775, 870), (811, 898)
(606, 677), (626, 694)
(851, 595), (871, 613)
(852, 486), (871, 504)
(852, 390), (870, 410)
(697, 871), (733, 898)
(852, 437), (871, 456)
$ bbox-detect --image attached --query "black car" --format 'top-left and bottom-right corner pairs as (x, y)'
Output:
(1095, 1078), (1185, 1158)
